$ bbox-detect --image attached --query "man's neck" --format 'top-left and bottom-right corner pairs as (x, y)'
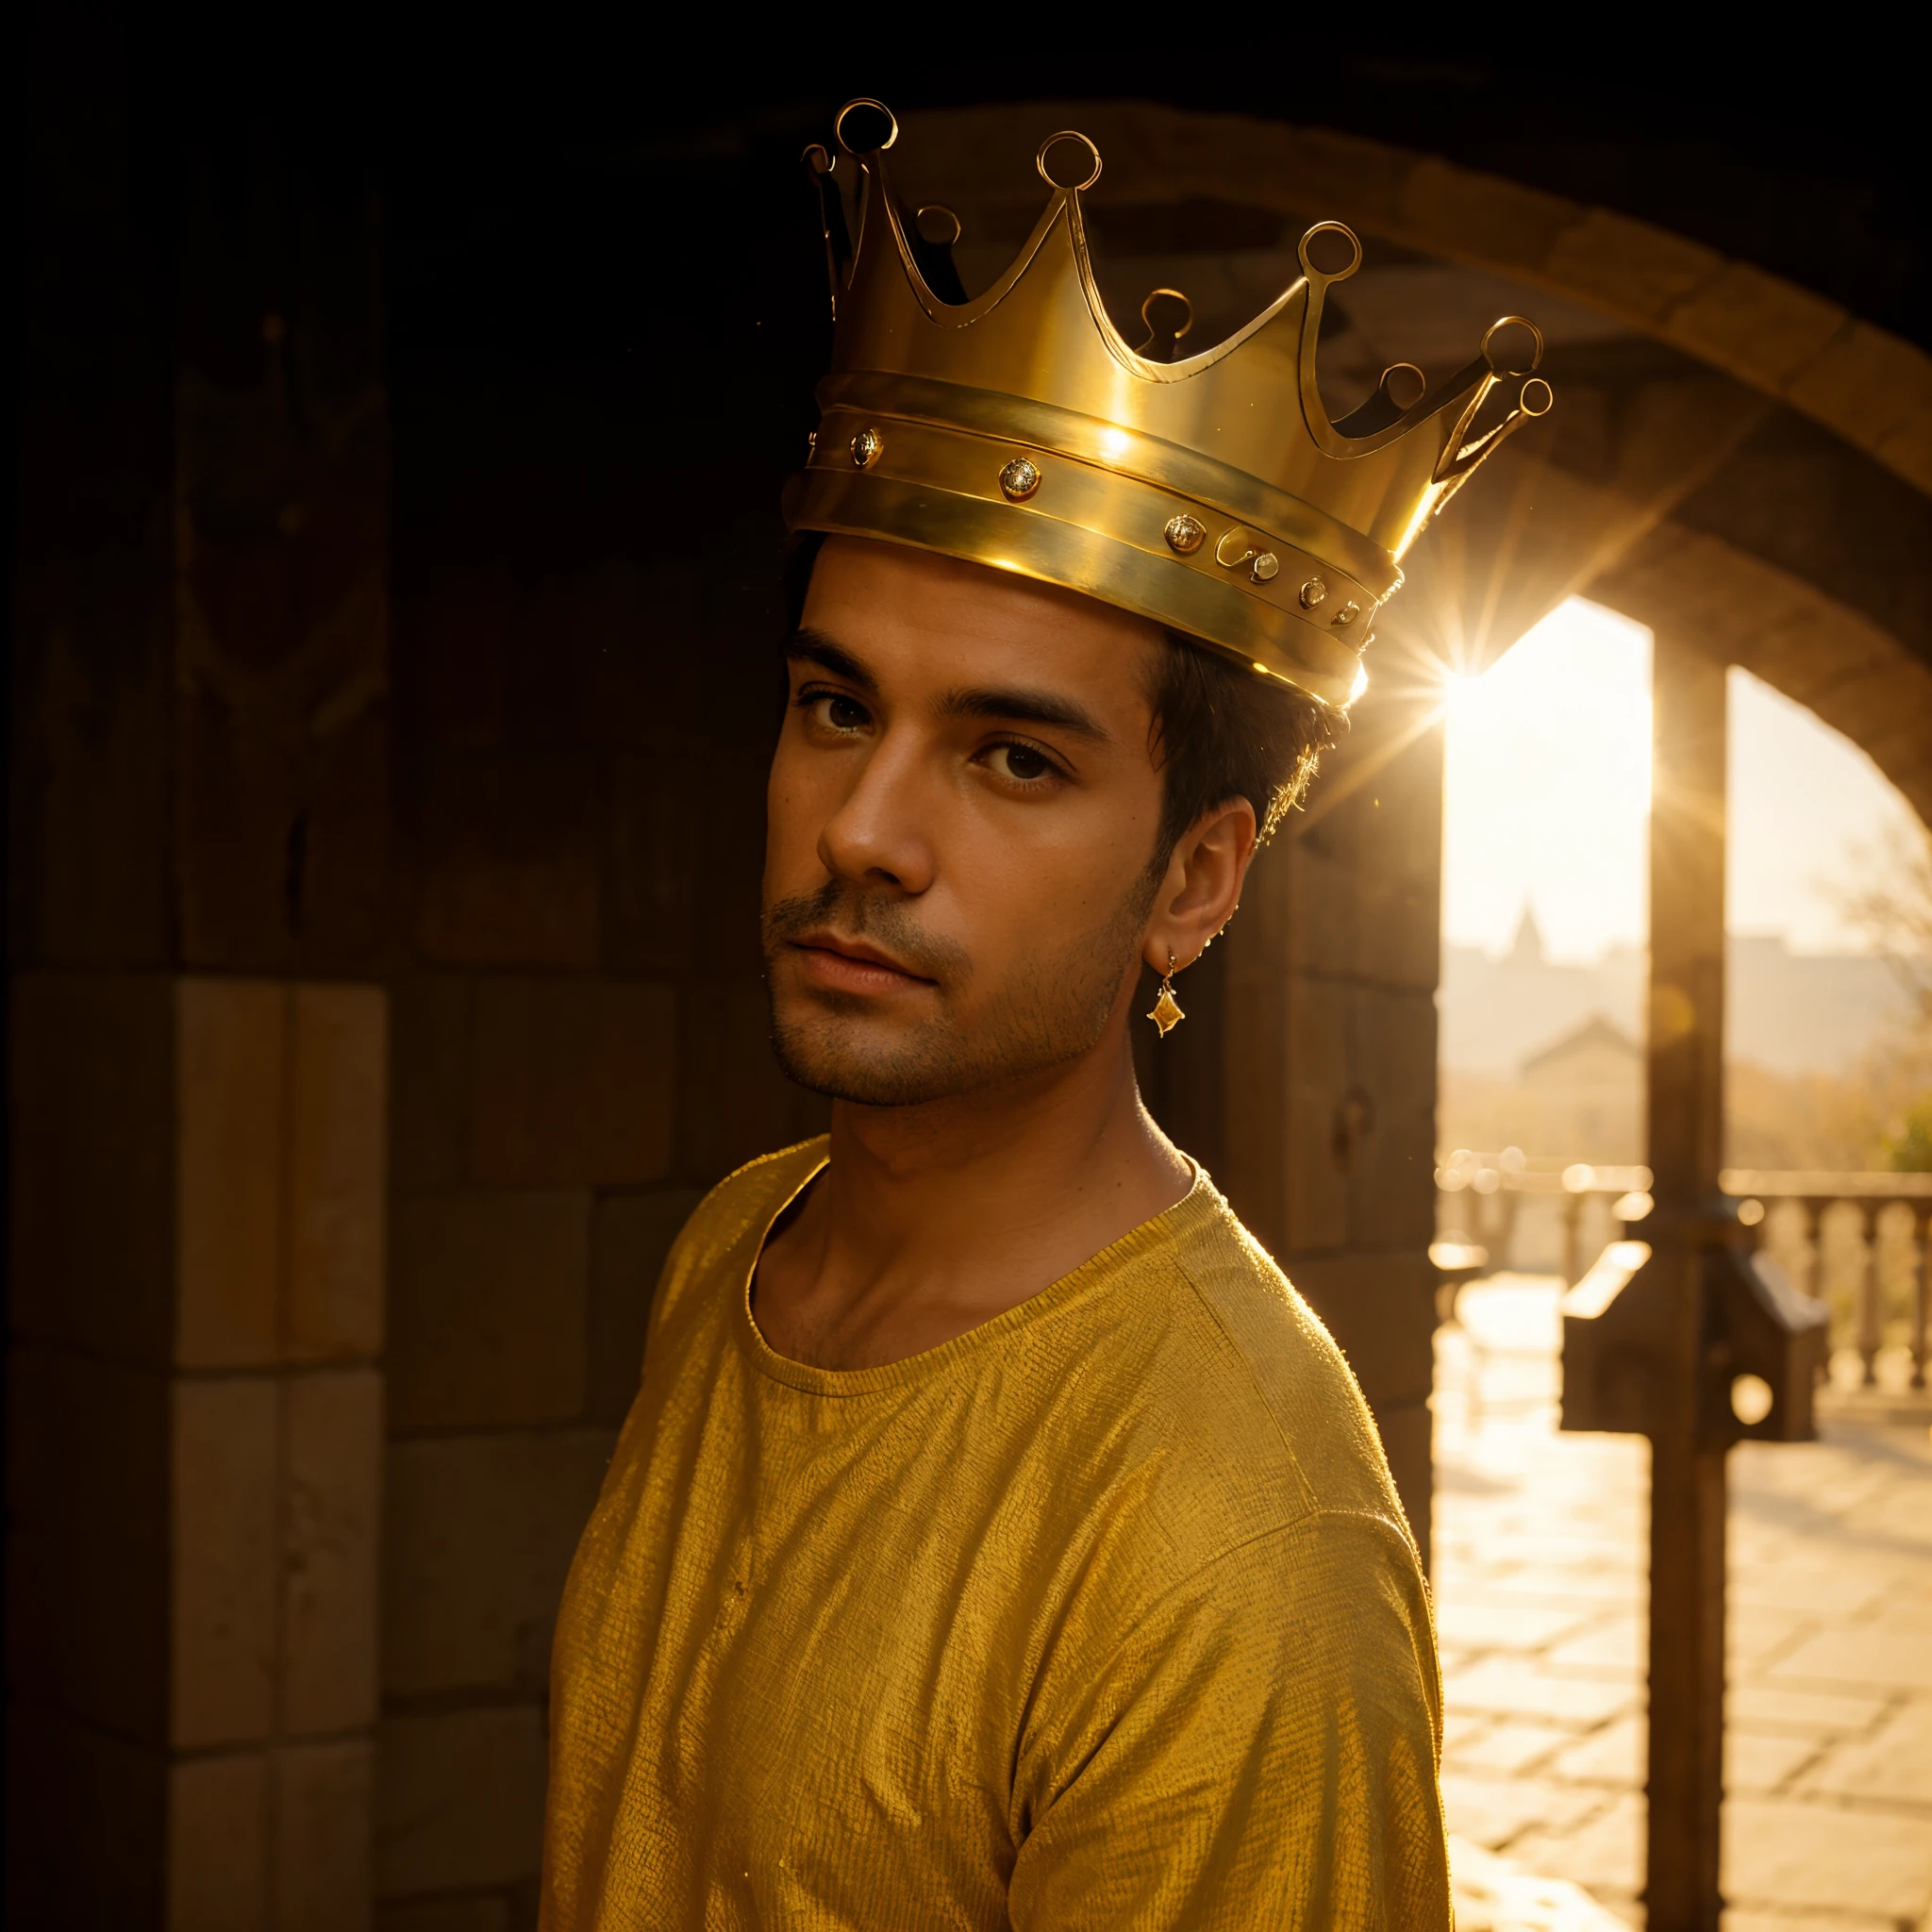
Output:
(753, 1035), (1191, 1370)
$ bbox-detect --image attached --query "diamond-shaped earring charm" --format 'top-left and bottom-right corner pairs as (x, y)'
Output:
(1147, 952), (1185, 1037)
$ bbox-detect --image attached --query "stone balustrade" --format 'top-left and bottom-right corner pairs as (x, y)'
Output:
(1436, 1155), (1932, 1393)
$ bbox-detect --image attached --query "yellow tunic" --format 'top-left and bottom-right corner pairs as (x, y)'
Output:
(541, 1139), (1450, 1929)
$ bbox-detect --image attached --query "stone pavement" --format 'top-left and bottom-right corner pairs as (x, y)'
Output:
(1431, 1275), (1932, 1931)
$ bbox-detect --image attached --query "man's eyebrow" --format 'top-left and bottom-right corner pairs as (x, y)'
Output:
(783, 628), (877, 692)
(936, 684), (1111, 741)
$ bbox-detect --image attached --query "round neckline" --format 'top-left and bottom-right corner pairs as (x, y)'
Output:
(733, 1143), (1217, 1397)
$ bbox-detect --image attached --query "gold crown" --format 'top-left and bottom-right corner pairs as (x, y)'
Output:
(782, 101), (1554, 709)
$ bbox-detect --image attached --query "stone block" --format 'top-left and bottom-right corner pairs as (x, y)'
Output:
(1806, 1700), (1932, 1804)
(1279, 808), (1358, 978)
(1347, 985), (1439, 1252)
(385, 1429), (615, 1698)
(9, 973), (175, 1359)
(390, 1191), (589, 1431)
(1215, 863), (1293, 1253)
(1542, 206), (1719, 326)
(1277, 125), (1414, 230)
(172, 1374), (277, 1747)
(1394, 157), (1573, 275)
(1283, 973), (1351, 1254)
(415, 749), (602, 968)
(377, 1705), (547, 1897)
(673, 977), (829, 1188)
(1786, 319), (1932, 455)
(7, 1345), (170, 1740)
(606, 753), (706, 979)
(576, 564), (705, 753)
(376, 1901), (512, 1932)
(1723, 1794), (1932, 1917)
(287, 984), (387, 1360)
(1349, 725), (1444, 993)
(472, 977), (676, 1188)
(275, 1738), (375, 1932)
(589, 1190), (704, 1424)
(4, 1696), (165, 1924)
(283, 1368), (383, 1734)
(175, 976), (286, 1369)
(166, 1748), (269, 1931)
(391, 974), (472, 1190)
(1873, 407), (1932, 496)
(406, 572), (511, 751)
(1664, 262), (1846, 394)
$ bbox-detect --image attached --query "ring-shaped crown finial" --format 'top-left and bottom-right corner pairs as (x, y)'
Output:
(1482, 315), (1545, 376)
(835, 98), (899, 154)
(1037, 130), (1103, 191)
(1141, 288), (1193, 341)
(1297, 221), (1363, 284)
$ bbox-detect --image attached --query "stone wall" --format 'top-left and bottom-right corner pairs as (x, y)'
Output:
(8, 64), (1458, 1921)
(8, 21), (392, 1920)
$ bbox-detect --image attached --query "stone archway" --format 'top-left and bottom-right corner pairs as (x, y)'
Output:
(896, 99), (1932, 1568)
(903, 100), (1932, 821)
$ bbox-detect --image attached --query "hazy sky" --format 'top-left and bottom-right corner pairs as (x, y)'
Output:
(1441, 597), (1924, 960)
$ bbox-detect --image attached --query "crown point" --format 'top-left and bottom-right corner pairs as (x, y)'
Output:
(1298, 221), (1362, 283)
(1036, 130), (1102, 192)
(1482, 316), (1545, 376)
(1381, 362), (1427, 410)
(834, 98), (898, 155)
(1137, 288), (1193, 363)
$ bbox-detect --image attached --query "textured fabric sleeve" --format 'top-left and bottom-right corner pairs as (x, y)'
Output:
(1008, 1509), (1451, 1931)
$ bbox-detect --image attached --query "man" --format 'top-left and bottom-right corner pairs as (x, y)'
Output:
(541, 102), (1549, 1928)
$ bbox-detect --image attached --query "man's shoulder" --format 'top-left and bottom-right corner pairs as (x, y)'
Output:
(653, 1136), (828, 1323)
(1105, 1184), (1415, 1555)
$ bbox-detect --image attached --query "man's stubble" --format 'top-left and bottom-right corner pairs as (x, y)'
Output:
(762, 872), (1157, 1107)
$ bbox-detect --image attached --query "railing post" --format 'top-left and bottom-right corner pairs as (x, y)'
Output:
(1857, 1204), (1882, 1387)
(1913, 1208), (1929, 1391)
(1644, 632), (1729, 1931)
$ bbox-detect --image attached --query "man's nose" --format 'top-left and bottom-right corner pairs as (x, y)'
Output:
(817, 728), (938, 894)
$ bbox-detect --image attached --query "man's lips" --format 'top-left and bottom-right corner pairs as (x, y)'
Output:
(788, 932), (936, 994)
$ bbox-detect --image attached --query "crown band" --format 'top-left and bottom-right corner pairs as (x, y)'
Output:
(785, 463), (1369, 704)
(817, 372), (1403, 597)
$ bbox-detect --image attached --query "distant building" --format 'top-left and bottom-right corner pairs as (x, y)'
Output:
(1520, 1015), (1643, 1160)
(1441, 905), (1906, 1079)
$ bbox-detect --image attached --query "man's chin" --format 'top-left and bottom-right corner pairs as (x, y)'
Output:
(765, 1002), (958, 1108)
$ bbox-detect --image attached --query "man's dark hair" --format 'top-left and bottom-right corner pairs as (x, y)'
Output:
(782, 531), (1330, 866)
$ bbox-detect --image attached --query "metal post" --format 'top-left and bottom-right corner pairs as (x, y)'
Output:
(1857, 1206), (1882, 1386)
(1644, 635), (1729, 1930)
(1913, 1209), (1929, 1391)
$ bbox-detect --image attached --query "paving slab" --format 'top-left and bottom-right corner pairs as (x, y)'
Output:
(1432, 1275), (1932, 1928)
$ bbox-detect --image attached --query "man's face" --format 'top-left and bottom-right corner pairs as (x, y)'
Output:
(763, 537), (1170, 1107)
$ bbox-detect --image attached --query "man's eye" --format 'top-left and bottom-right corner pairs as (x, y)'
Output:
(991, 741), (1058, 783)
(802, 691), (871, 732)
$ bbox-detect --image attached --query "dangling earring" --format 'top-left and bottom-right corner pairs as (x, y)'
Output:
(1147, 951), (1185, 1038)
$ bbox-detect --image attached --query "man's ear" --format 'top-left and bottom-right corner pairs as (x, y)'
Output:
(1143, 797), (1258, 974)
